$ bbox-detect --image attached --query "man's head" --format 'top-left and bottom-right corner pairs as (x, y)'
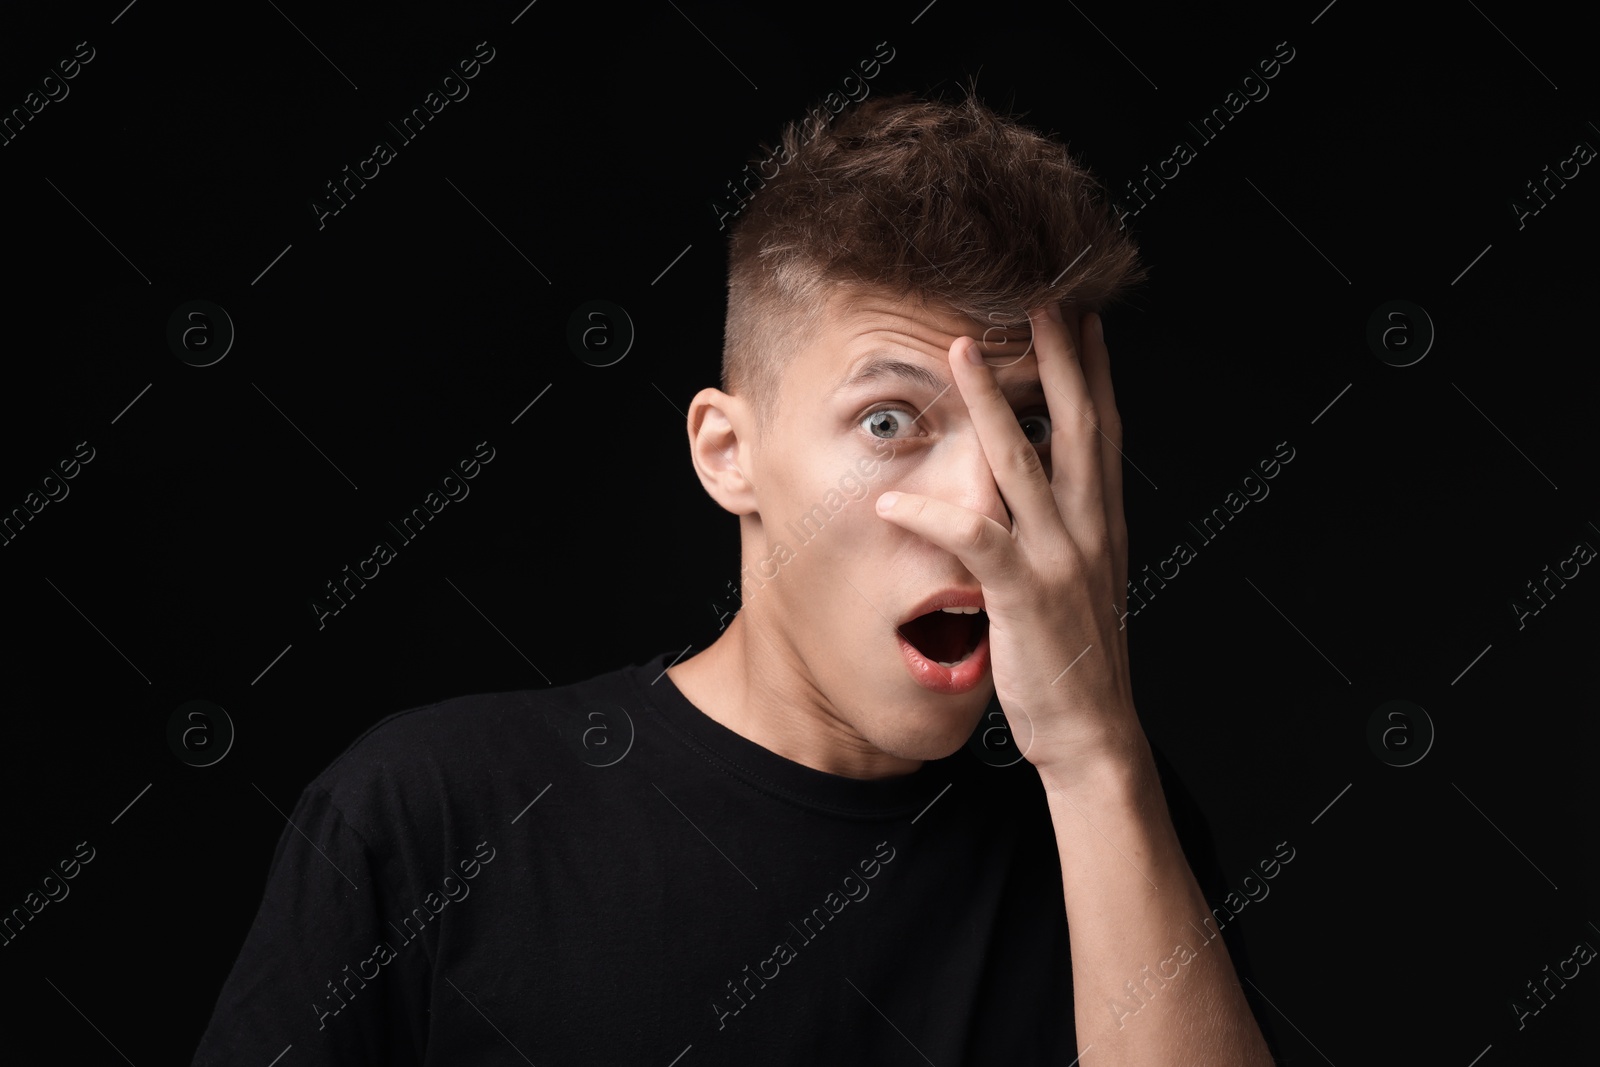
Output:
(720, 89), (1147, 440)
(683, 89), (1146, 766)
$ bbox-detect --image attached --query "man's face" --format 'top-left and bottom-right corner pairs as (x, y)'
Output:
(740, 287), (1050, 762)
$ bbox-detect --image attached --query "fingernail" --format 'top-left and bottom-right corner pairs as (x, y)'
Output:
(1045, 302), (1063, 323)
(964, 338), (986, 366)
(877, 491), (900, 511)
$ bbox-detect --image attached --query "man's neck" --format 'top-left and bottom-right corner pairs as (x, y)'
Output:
(664, 615), (924, 780)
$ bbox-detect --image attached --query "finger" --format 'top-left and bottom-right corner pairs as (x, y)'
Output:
(948, 335), (1061, 539)
(1030, 304), (1106, 546)
(1081, 312), (1128, 601)
(874, 489), (1021, 587)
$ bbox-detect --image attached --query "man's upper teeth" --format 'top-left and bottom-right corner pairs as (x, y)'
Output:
(938, 606), (980, 614)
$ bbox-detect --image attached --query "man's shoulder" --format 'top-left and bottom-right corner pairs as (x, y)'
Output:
(305, 657), (650, 831)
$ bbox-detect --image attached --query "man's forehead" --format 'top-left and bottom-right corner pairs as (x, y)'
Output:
(828, 289), (1033, 337)
(826, 292), (1036, 354)
(830, 349), (1047, 403)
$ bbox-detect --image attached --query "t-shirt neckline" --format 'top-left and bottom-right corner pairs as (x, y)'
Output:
(627, 650), (964, 820)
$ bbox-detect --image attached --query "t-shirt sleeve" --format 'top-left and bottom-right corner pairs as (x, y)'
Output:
(190, 783), (429, 1066)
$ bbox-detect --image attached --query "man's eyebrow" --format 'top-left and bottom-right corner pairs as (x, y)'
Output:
(832, 353), (1047, 403)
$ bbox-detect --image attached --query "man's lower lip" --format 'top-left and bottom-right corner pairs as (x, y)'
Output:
(896, 629), (990, 695)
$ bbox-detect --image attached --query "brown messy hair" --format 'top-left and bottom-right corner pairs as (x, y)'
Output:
(721, 87), (1149, 437)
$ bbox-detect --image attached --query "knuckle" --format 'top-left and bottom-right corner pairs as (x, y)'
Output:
(961, 516), (989, 552)
(1008, 441), (1045, 476)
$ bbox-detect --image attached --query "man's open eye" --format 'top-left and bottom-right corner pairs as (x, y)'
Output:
(1020, 414), (1052, 445)
(862, 407), (919, 440)
(862, 407), (1054, 445)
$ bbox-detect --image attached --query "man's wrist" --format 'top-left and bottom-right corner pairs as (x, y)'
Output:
(1029, 710), (1155, 796)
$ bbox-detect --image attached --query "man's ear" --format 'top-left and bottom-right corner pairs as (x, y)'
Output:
(685, 387), (757, 516)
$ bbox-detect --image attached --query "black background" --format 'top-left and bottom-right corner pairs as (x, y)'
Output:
(1, 0), (1595, 1063)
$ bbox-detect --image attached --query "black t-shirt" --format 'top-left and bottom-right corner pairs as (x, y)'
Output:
(192, 651), (1235, 1065)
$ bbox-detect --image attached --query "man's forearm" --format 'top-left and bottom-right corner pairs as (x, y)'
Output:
(1037, 734), (1274, 1066)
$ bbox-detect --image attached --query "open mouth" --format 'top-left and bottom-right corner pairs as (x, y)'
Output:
(897, 606), (989, 668)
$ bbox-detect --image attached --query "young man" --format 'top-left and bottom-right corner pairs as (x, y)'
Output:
(193, 91), (1274, 1065)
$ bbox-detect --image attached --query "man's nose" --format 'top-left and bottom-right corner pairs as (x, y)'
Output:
(939, 423), (1013, 532)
